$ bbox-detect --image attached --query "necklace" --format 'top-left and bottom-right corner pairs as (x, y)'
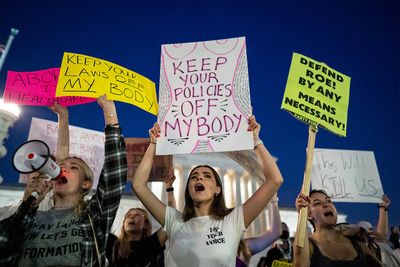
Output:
(53, 204), (76, 210)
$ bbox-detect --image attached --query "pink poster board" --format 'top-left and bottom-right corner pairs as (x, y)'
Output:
(3, 68), (96, 106)
(157, 37), (253, 155)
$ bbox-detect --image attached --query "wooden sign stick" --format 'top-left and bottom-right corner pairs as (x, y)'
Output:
(295, 124), (318, 248)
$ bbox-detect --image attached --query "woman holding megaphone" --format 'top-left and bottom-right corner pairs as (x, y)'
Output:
(0, 103), (69, 220)
(0, 95), (127, 267)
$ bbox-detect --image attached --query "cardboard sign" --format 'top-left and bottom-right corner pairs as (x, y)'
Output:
(56, 52), (158, 115)
(311, 148), (384, 203)
(225, 150), (266, 184)
(21, 117), (105, 189)
(157, 37), (253, 155)
(3, 68), (95, 106)
(271, 260), (293, 267)
(125, 138), (173, 182)
(281, 53), (350, 137)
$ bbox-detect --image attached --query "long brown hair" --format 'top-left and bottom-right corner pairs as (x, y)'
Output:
(182, 165), (232, 221)
(116, 208), (152, 259)
(237, 239), (252, 262)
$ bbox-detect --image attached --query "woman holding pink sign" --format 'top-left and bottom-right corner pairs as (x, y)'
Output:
(132, 115), (283, 266)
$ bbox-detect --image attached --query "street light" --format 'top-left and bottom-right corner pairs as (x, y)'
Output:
(0, 27), (20, 183)
(0, 99), (20, 157)
(0, 99), (20, 183)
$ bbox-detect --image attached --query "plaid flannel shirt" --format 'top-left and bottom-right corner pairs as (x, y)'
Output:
(0, 125), (127, 267)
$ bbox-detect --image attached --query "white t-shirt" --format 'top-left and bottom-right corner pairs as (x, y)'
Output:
(164, 206), (246, 267)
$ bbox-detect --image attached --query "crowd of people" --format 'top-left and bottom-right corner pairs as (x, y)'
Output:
(0, 100), (399, 267)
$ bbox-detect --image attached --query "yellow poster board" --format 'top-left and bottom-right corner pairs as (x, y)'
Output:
(56, 52), (158, 115)
(281, 53), (350, 137)
(271, 260), (293, 267)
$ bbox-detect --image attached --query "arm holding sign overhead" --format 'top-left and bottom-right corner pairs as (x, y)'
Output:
(49, 103), (69, 162)
(377, 195), (390, 236)
(132, 123), (167, 226)
(243, 115), (284, 228)
(165, 169), (177, 209)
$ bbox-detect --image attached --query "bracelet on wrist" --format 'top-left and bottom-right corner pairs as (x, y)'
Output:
(150, 141), (156, 145)
(166, 187), (174, 192)
(270, 197), (279, 203)
(107, 113), (117, 117)
(378, 204), (388, 211)
(254, 139), (263, 148)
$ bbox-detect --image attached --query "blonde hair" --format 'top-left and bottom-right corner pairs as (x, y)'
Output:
(57, 156), (93, 214)
(115, 208), (152, 259)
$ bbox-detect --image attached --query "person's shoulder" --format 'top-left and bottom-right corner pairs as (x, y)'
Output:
(106, 233), (118, 246)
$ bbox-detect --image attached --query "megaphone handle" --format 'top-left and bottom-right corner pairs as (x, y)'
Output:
(31, 191), (39, 199)
(24, 191), (39, 208)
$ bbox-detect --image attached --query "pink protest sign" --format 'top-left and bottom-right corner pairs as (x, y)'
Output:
(156, 37), (253, 155)
(3, 68), (96, 106)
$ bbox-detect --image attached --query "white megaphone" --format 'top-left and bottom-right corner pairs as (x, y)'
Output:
(12, 140), (66, 202)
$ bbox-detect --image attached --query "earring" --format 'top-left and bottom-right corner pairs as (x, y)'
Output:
(214, 193), (219, 197)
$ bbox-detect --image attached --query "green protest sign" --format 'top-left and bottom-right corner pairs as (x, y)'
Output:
(281, 53), (350, 137)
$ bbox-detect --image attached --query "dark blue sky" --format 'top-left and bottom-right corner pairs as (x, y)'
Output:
(1, 0), (399, 227)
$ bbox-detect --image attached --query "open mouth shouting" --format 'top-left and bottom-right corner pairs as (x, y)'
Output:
(55, 176), (68, 184)
(323, 210), (335, 217)
(195, 183), (205, 192)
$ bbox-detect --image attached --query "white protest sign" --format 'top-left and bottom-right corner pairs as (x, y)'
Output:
(157, 37), (253, 155)
(311, 148), (384, 203)
(20, 117), (105, 189)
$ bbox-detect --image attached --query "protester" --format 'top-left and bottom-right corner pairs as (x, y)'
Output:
(132, 115), (284, 266)
(336, 196), (400, 267)
(293, 189), (383, 267)
(257, 222), (293, 267)
(0, 103), (69, 221)
(0, 95), (127, 266)
(106, 207), (167, 267)
(105, 170), (176, 267)
(237, 194), (282, 267)
(390, 226), (400, 251)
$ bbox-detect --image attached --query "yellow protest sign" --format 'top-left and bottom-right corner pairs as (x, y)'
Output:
(56, 52), (158, 115)
(271, 260), (293, 267)
(281, 53), (350, 137)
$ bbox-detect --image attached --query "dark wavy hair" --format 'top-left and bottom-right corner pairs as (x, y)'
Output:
(182, 165), (233, 221)
(308, 189), (330, 231)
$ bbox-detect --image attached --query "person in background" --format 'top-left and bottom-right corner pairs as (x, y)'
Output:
(105, 170), (176, 267)
(0, 95), (127, 266)
(236, 194), (282, 267)
(336, 196), (400, 267)
(390, 226), (400, 252)
(294, 189), (383, 267)
(132, 115), (284, 266)
(258, 222), (293, 267)
(0, 103), (69, 221)
(106, 207), (167, 267)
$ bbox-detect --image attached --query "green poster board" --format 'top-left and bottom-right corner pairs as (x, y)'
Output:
(281, 53), (350, 137)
